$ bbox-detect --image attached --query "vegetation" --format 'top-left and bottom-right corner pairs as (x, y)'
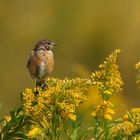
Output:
(0, 49), (140, 140)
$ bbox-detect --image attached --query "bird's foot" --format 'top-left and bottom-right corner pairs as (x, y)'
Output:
(42, 83), (47, 90)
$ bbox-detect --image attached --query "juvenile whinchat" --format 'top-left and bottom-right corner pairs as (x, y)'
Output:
(27, 39), (56, 91)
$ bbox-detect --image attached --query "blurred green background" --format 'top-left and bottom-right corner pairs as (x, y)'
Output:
(0, 0), (140, 117)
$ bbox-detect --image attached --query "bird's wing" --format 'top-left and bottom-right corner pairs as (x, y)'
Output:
(26, 51), (34, 67)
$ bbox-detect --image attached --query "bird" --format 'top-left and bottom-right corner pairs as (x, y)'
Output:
(27, 39), (56, 92)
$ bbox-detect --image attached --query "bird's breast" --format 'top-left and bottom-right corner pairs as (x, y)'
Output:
(44, 51), (54, 73)
(27, 50), (54, 80)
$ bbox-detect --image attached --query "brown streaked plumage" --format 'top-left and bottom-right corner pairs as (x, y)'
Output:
(27, 39), (56, 89)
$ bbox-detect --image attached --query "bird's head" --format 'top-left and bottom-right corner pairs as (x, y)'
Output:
(34, 39), (56, 52)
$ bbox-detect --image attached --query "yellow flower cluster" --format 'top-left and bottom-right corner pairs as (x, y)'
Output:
(111, 121), (137, 137)
(111, 108), (140, 138)
(135, 62), (140, 84)
(124, 108), (140, 124)
(91, 101), (115, 121)
(91, 49), (123, 99)
(27, 126), (43, 138)
(135, 62), (140, 70)
(22, 77), (89, 128)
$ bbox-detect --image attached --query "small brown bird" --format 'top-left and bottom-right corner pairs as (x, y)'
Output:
(27, 39), (56, 91)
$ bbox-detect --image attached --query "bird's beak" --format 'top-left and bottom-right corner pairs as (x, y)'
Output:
(52, 42), (57, 46)
(52, 42), (57, 47)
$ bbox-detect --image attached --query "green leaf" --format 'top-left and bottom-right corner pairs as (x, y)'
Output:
(70, 127), (80, 140)
(14, 132), (28, 139)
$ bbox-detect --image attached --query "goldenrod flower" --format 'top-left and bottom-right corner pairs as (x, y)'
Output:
(135, 62), (140, 70)
(4, 116), (11, 122)
(68, 114), (77, 121)
(111, 121), (137, 137)
(90, 111), (96, 117)
(91, 101), (115, 121)
(22, 77), (89, 132)
(135, 62), (140, 84)
(91, 49), (123, 99)
(2, 115), (11, 126)
(104, 114), (112, 121)
(27, 127), (43, 138)
(123, 108), (140, 125)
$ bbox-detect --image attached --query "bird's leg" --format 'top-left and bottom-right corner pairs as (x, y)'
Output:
(35, 81), (39, 95)
(42, 82), (47, 89)
(35, 80), (47, 95)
